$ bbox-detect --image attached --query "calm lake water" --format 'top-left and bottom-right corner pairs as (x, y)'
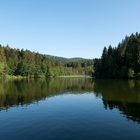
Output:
(0, 78), (140, 140)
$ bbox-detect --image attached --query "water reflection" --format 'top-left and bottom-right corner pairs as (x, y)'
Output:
(0, 78), (140, 123)
(94, 80), (140, 123)
(0, 78), (94, 110)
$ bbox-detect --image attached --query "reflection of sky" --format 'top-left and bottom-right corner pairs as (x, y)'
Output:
(1, 92), (140, 140)
(0, 0), (140, 58)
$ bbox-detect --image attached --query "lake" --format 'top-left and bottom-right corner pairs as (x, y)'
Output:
(0, 78), (140, 140)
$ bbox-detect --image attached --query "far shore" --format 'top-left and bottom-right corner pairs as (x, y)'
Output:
(57, 75), (92, 78)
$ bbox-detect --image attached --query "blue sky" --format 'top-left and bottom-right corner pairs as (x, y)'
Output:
(0, 0), (140, 58)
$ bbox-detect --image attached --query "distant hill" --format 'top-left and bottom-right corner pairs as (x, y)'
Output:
(46, 55), (92, 63)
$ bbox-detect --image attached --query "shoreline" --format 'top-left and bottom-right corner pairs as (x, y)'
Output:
(57, 75), (92, 78)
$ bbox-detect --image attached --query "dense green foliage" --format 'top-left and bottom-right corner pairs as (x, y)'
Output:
(2, 32), (140, 79)
(94, 33), (140, 78)
(0, 45), (93, 78)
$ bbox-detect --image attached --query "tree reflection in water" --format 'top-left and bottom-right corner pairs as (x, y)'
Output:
(0, 78), (140, 123)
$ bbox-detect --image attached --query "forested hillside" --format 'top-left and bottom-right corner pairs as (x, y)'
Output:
(0, 45), (93, 78)
(1, 33), (140, 79)
(94, 33), (140, 79)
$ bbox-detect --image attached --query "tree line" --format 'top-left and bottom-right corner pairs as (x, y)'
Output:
(94, 32), (140, 78)
(1, 32), (139, 79)
(0, 45), (93, 78)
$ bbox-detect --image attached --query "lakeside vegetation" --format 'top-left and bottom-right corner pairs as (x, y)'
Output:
(1, 32), (140, 79)
(0, 45), (93, 79)
(94, 33), (140, 79)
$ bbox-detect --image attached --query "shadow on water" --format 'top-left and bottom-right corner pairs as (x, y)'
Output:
(0, 78), (140, 123)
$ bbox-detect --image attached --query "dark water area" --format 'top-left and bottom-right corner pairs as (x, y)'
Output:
(0, 78), (140, 140)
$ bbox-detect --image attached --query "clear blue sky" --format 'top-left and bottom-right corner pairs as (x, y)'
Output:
(0, 0), (140, 58)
